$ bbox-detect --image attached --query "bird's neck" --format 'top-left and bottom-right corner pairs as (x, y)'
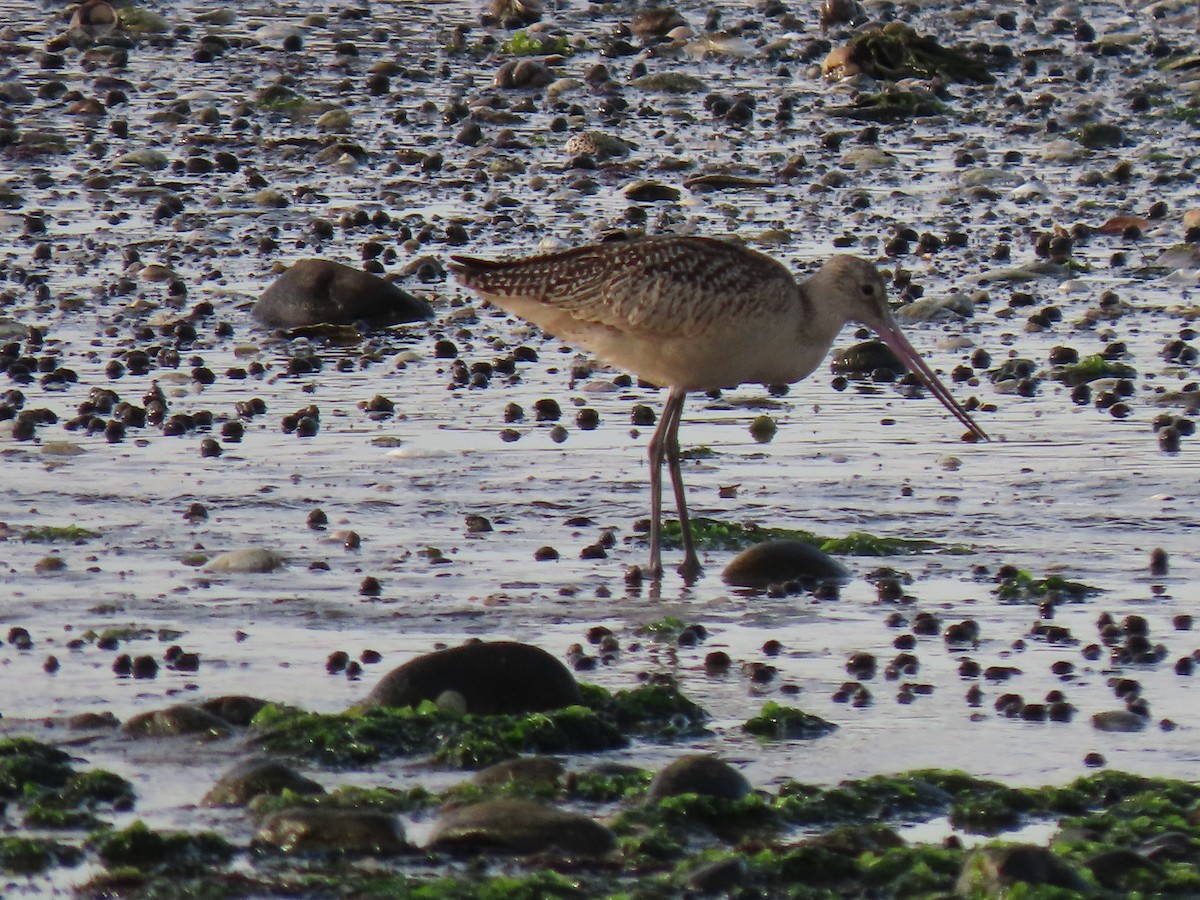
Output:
(795, 277), (851, 355)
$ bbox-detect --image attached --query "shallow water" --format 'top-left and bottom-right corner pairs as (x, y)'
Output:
(2, 0), (1200, 886)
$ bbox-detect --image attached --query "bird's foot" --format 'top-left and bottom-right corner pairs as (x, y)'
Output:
(677, 554), (703, 583)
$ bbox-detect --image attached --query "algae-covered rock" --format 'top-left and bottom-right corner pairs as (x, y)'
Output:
(471, 756), (565, 790)
(199, 696), (270, 727)
(823, 23), (996, 84)
(428, 797), (615, 855)
(828, 88), (948, 121)
(120, 705), (232, 740)
(743, 703), (839, 741)
(256, 807), (409, 855)
(956, 844), (1089, 894)
(90, 821), (235, 869)
(202, 759), (325, 807)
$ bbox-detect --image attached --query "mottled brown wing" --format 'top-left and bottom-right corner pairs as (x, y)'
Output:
(450, 236), (798, 338)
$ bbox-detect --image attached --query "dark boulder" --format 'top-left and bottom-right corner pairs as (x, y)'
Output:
(252, 259), (433, 328)
(199, 695), (270, 727)
(647, 754), (752, 801)
(364, 641), (581, 714)
(723, 540), (850, 588)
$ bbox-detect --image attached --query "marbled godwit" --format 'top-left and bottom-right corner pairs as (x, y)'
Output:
(451, 235), (988, 581)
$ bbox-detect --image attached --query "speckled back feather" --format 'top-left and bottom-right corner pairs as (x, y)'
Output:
(450, 235), (803, 339)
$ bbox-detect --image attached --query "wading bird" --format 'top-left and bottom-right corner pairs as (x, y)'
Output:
(451, 235), (988, 581)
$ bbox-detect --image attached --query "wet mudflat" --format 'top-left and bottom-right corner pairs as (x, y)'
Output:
(2, 0), (1200, 895)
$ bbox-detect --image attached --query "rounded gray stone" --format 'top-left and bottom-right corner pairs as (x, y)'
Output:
(428, 798), (614, 856)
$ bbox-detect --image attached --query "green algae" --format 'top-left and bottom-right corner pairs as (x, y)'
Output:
(661, 517), (961, 555)
(500, 30), (571, 56)
(743, 702), (839, 740)
(0, 836), (83, 875)
(0, 737), (73, 796)
(1054, 353), (1137, 386)
(83, 625), (157, 643)
(90, 821), (235, 872)
(950, 789), (1035, 834)
(54, 770), (1200, 897)
(859, 844), (963, 894)
(828, 88), (949, 122)
(254, 702), (624, 768)
(820, 531), (957, 556)
(634, 615), (688, 637)
(258, 869), (589, 899)
(661, 517), (822, 551)
(20, 524), (99, 542)
(566, 766), (653, 803)
(594, 683), (709, 738)
(624, 791), (779, 838)
(24, 802), (108, 831)
(777, 772), (957, 827)
(255, 84), (305, 112)
(254, 683), (707, 768)
(0, 738), (134, 835)
(995, 571), (1099, 604)
(250, 784), (437, 819)
(835, 22), (996, 84)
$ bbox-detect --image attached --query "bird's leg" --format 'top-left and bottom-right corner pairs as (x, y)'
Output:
(661, 388), (701, 581)
(645, 391), (677, 580)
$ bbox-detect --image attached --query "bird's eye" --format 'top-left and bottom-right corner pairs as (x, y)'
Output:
(860, 284), (875, 297)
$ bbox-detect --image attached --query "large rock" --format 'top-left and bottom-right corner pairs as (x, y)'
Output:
(252, 259), (433, 328)
(256, 807), (409, 855)
(647, 754), (752, 801)
(202, 758), (324, 807)
(428, 798), (614, 856)
(364, 641), (581, 714)
(723, 540), (850, 588)
(471, 756), (565, 790)
(120, 704), (231, 740)
(1091, 710), (1148, 733)
(199, 696), (270, 727)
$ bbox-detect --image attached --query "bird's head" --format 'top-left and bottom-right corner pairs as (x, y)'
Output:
(819, 255), (990, 442)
